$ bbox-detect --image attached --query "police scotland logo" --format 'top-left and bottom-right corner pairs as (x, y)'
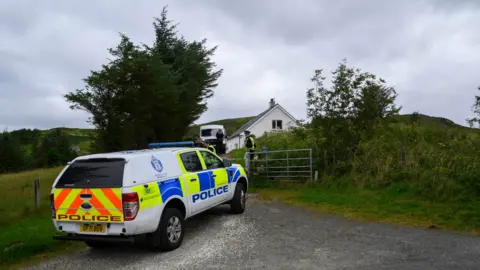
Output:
(151, 155), (167, 179)
(151, 155), (163, 172)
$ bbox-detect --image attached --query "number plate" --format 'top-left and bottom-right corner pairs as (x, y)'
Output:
(80, 223), (106, 233)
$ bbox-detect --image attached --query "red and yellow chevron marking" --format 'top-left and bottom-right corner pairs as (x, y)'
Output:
(54, 188), (124, 223)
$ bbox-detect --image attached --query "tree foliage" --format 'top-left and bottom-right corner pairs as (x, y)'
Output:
(64, 7), (222, 152)
(0, 131), (25, 173)
(0, 128), (76, 173)
(466, 86), (480, 128)
(32, 129), (77, 168)
(306, 59), (401, 174)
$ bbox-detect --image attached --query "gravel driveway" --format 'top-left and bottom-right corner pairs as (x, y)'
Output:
(26, 194), (480, 270)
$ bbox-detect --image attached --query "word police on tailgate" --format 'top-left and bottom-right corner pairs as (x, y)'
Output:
(192, 185), (228, 203)
(56, 214), (122, 222)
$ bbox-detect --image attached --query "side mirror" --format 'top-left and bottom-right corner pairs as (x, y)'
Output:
(223, 159), (232, 167)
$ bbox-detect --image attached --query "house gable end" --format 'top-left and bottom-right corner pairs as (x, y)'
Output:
(247, 104), (297, 132)
(228, 106), (274, 138)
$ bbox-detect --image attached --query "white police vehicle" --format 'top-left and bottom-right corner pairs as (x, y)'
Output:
(50, 141), (248, 251)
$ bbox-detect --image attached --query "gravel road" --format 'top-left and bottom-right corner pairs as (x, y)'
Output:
(26, 194), (480, 270)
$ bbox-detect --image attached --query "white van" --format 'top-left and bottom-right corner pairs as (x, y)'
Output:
(199, 124), (227, 154)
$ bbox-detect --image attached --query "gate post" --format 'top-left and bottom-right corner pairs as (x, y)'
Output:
(244, 151), (250, 176)
(286, 151), (290, 180)
(309, 149), (313, 181)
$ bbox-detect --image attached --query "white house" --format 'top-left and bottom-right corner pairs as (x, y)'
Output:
(226, 98), (298, 153)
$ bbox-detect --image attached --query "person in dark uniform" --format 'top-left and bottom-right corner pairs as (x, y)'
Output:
(244, 130), (257, 159)
(215, 129), (225, 154)
(193, 135), (203, 147)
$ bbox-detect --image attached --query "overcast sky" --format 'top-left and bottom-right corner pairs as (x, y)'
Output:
(1, 0), (479, 131)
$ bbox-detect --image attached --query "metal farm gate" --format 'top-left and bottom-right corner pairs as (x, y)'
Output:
(228, 149), (312, 183)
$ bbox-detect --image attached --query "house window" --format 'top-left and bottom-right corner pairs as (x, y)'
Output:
(272, 120), (283, 130)
(235, 143), (238, 149)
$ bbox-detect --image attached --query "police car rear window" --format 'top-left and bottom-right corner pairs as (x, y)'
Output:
(55, 158), (125, 188)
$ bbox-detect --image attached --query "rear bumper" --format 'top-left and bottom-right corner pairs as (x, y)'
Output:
(53, 234), (135, 243)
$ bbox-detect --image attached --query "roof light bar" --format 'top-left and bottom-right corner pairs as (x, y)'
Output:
(148, 141), (194, 148)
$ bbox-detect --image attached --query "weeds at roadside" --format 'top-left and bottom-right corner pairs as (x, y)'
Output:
(0, 167), (85, 267)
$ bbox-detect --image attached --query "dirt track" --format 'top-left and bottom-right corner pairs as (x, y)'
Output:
(27, 195), (480, 269)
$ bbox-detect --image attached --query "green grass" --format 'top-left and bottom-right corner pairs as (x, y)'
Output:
(255, 184), (480, 234)
(0, 167), (84, 267)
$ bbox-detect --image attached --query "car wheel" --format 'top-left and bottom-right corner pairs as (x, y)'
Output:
(146, 208), (185, 251)
(230, 182), (246, 214)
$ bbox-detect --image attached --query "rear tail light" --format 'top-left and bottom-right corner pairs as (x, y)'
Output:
(122, 192), (139, 221)
(49, 193), (55, 218)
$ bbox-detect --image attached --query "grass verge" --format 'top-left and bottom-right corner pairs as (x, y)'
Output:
(254, 184), (480, 235)
(0, 167), (86, 268)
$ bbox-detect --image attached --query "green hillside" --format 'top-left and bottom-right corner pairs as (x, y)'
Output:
(42, 128), (97, 154)
(10, 117), (254, 156)
(17, 113), (469, 156)
(11, 127), (97, 156)
(392, 113), (467, 129)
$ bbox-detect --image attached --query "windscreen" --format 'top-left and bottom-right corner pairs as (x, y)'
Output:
(201, 128), (222, 137)
(55, 158), (126, 188)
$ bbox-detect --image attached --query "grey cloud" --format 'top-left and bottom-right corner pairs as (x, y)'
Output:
(0, 0), (479, 131)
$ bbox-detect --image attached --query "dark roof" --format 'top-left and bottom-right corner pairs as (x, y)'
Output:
(229, 105), (277, 138)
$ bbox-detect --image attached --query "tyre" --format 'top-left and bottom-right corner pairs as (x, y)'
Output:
(146, 208), (185, 251)
(84, 240), (110, 249)
(230, 182), (246, 214)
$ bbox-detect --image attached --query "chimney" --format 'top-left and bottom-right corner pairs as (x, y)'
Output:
(269, 98), (275, 108)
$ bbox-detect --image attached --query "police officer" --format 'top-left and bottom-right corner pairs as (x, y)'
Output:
(215, 129), (225, 154)
(244, 130), (256, 157)
(193, 135), (203, 147)
(193, 135), (216, 154)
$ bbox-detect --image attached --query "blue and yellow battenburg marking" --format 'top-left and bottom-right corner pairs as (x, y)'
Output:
(132, 177), (186, 209)
(191, 170), (226, 203)
(227, 166), (246, 184)
(132, 166), (246, 208)
(187, 167), (245, 204)
(192, 185), (228, 203)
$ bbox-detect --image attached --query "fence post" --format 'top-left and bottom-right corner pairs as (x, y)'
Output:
(34, 178), (40, 209)
(401, 147), (406, 167)
(244, 152), (250, 176)
(265, 152), (269, 181)
(309, 149), (313, 181)
(286, 151), (290, 180)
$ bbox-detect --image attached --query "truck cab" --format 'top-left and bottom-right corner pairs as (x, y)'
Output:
(200, 124), (227, 154)
(50, 141), (248, 251)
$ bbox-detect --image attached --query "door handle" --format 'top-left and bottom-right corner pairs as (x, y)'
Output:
(211, 174), (217, 178)
(190, 178), (197, 182)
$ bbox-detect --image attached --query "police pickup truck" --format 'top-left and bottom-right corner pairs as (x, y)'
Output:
(50, 141), (248, 251)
